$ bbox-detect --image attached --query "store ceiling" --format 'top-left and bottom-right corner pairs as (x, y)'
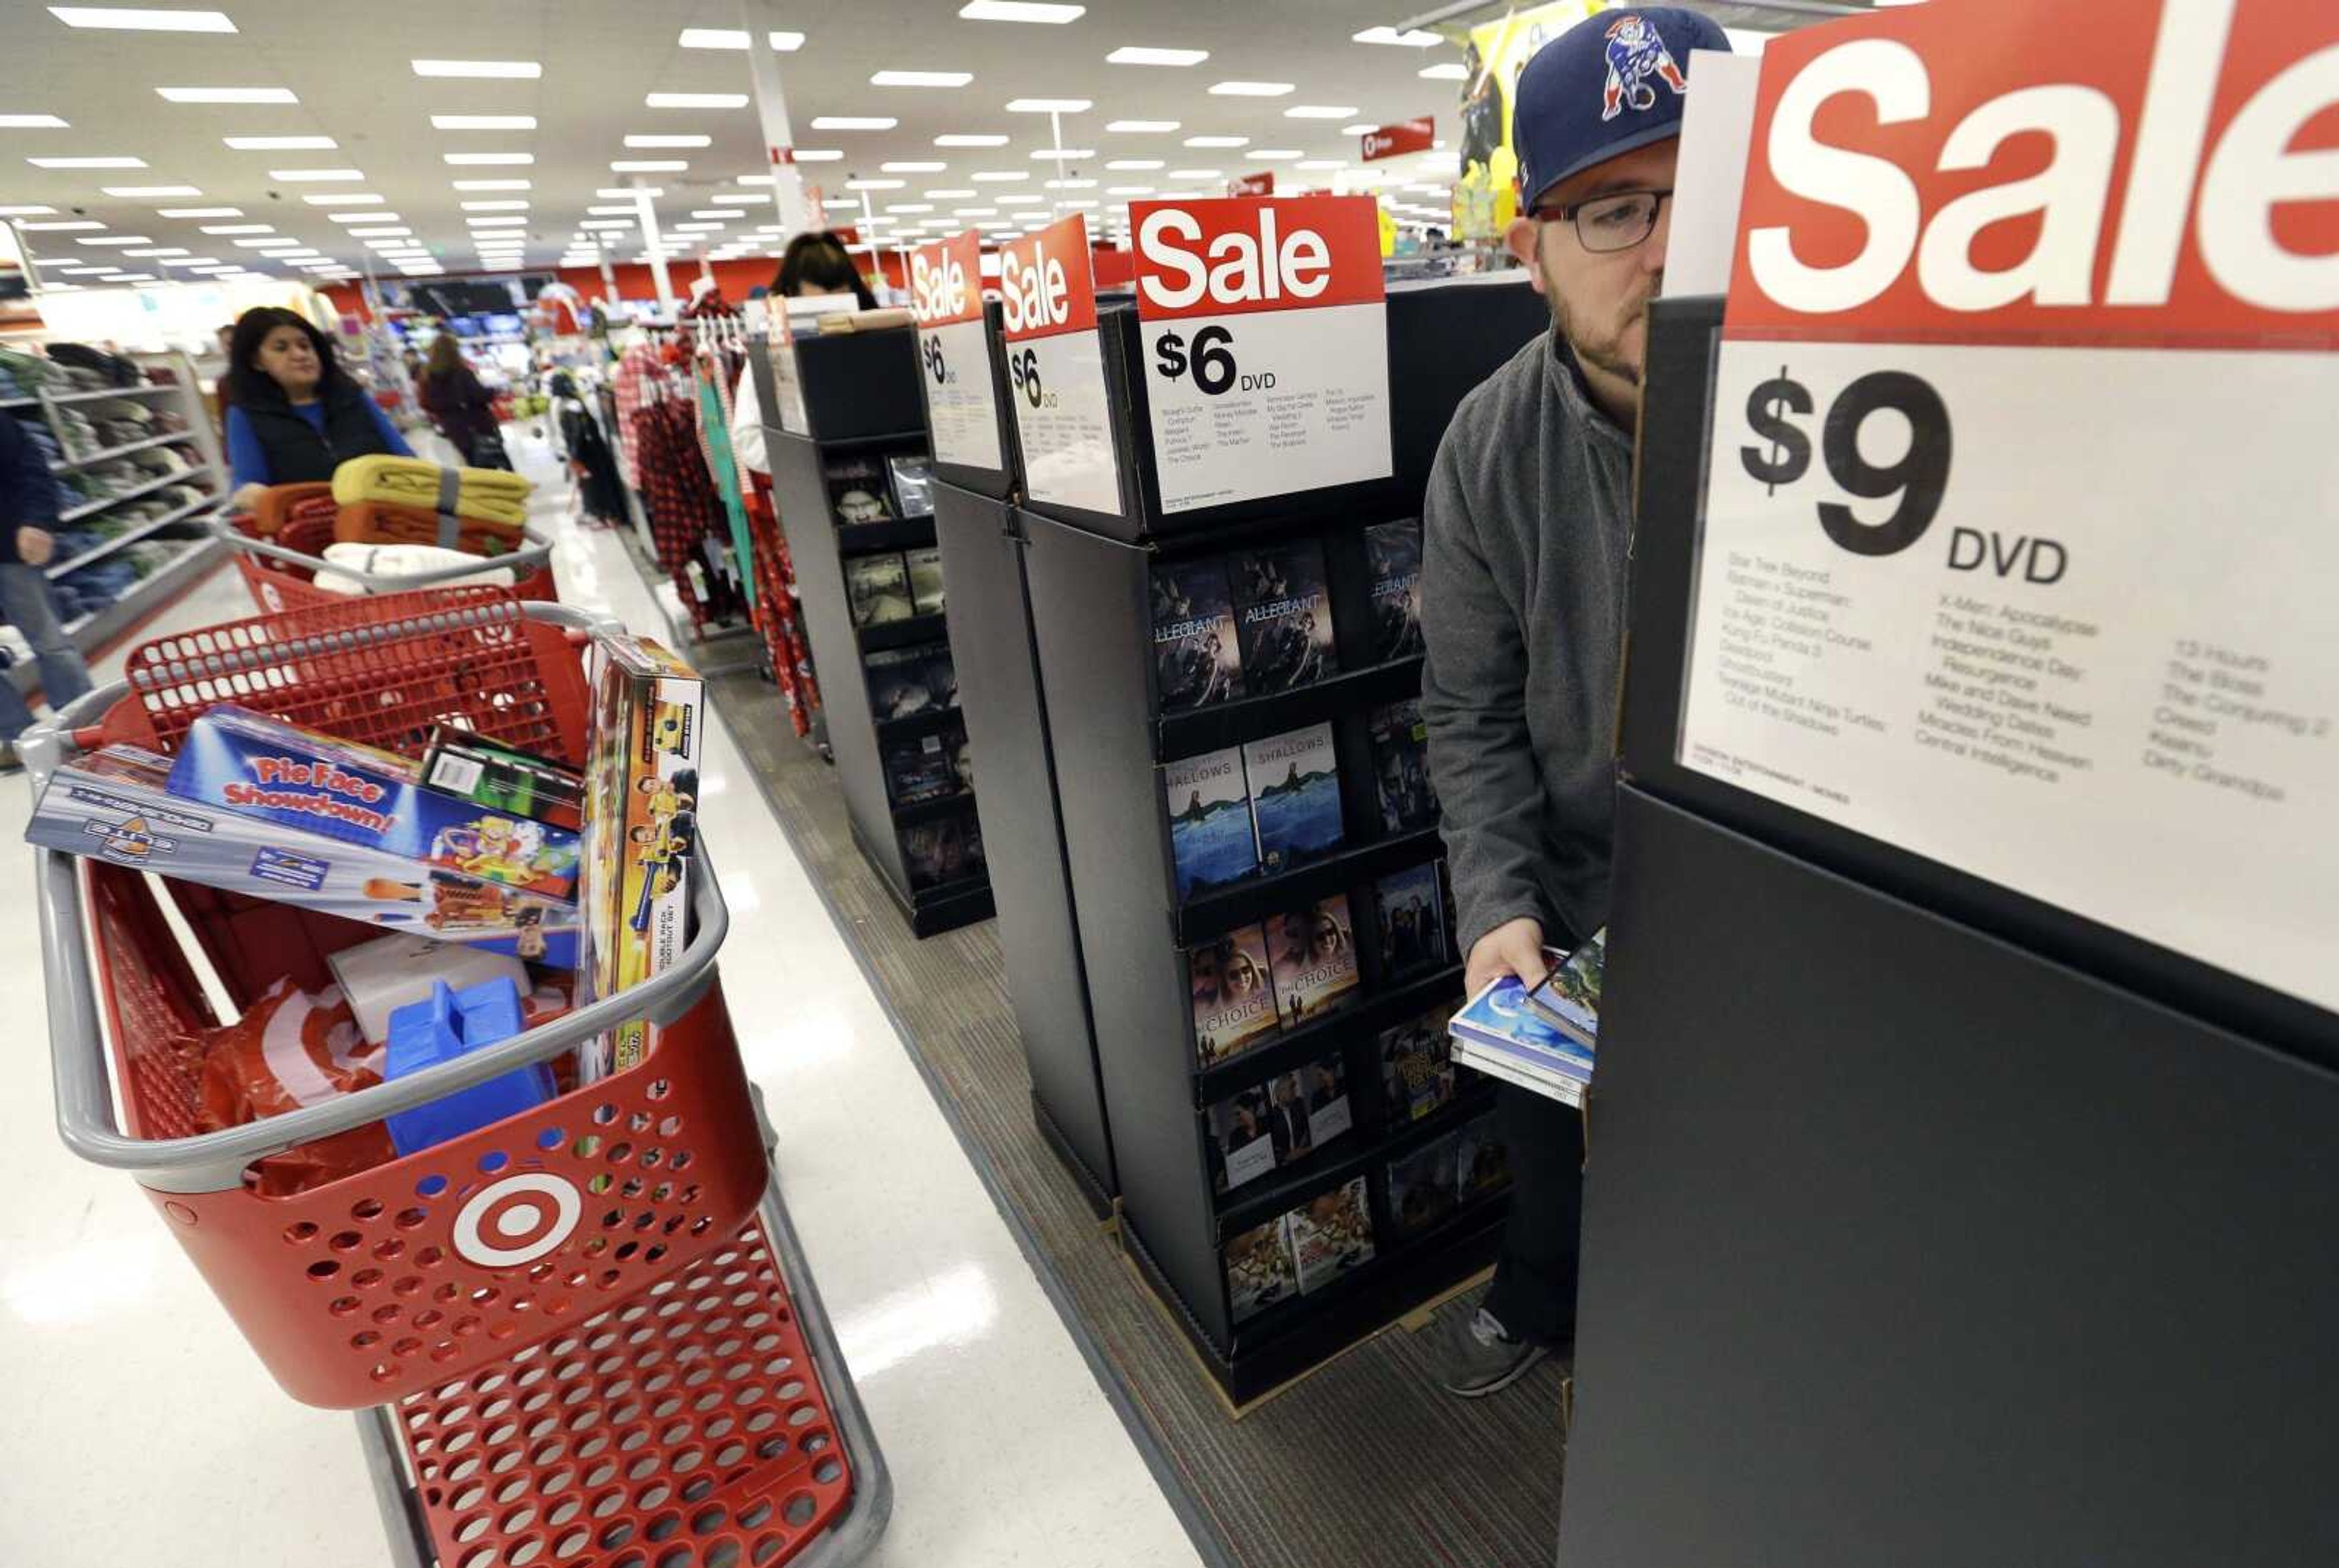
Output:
(2, 0), (1869, 291)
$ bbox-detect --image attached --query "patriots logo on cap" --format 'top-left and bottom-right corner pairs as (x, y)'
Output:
(1600, 15), (1689, 122)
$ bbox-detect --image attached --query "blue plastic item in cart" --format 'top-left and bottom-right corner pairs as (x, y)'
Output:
(383, 977), (554, 1155)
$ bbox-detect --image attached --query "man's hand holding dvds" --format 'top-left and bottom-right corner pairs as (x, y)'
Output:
(1467, 915), (1548, 996)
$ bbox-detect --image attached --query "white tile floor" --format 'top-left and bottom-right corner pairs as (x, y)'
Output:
(0, 428), (1202, 1568)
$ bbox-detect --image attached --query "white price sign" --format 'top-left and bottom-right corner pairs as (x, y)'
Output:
(1131, 196), (1392, 514)
(908, 231), (1003, 473)
(1678, 0), (2339, 1011)
(998, 213), (1123, 515)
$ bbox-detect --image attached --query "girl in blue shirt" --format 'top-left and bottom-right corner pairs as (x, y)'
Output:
(224, 307), (412, 505)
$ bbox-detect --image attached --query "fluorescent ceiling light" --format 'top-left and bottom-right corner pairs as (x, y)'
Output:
(1031, 148), (1095, 160)
(1419, 63), (1468, 81)
(453, 181), (531, 193)
(1354, 26), (1441, 47)
(580, 221), (633, 230)
(959, 1), (1083, 21)
(1246, 149), (1303, 161)
(269, 168), (362, 181)
(224, 135), (333, 150)
(792, 150), (844, 162)
(462, 200), (529, 211)
(1044, 178), (1096, 189)
(586, 205), (637, 216)
(934, 135), (1006, 148)
(710, 194), (764, 205)
(610, 159), (686, 172)
(411, 60), (541, 79)
(159, 206), (241, 217)
(1210, 81), (1293, 97)
(994, 194), (1043, 205)
(844, 178), (905, 191)
(810, 117), (895, 131)
(328, 211), (400, 223)
(445, 152), (534, 165)
(1106, 47), (1207, 67)
(882, 161), (947, 174)
(19, 220), (104, 230)
(1184, 135), (1246, 148)
(302, 193), (383, 205)
(467, 217), (527, 227)
(346, 228), (409, 237)
(1285, 105), (1356, 120)
(593, 189), (661, 200)
(872, 71), (973, 88)
(51, 7), (236, 30)
(669, 223), (723, 232)
(0, 114), (70, 130)
(1168, 169), (1222, 180)
(1106, 159), (1163, 171)
(158, 86), (297, 104)
(27, 155), (145, 168)
(1006, 98), (1090, 113)
(100, 185), (202, 197)
(76, 234), (153, 244)
(676, 28), (803, 51)
(1106, 186), (1153, 196)
(925, 188), (975, 199)
(231, 237), (289, 247)
(1341, 123), (1377, 136)
(887, 204), (934, 214)
(119, 246), (187, 256)
(973, 170), (1029, 182)
(688, 210), (736, 220)
(624, 134), (710, 149)
(431, 114), (536, 131)
(0, 205), (57, 216)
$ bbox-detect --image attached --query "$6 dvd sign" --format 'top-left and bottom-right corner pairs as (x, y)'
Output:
(908, 231), (1004, 473)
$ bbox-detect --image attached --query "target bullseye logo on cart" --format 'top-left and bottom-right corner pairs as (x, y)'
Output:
(453, 1172), (582, 1268)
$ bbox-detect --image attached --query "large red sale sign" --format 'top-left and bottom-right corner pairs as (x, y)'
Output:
(909, 231), (1001, 471)
(1680, 0), (2339, 1013)
(997, 214), (1121, 513)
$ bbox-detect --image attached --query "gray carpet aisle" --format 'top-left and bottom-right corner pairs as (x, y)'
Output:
(707, 665), (1569, 1568)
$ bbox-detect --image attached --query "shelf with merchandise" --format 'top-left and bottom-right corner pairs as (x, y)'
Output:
(1156, 654), (1427, 765)
(46, 487), (217, 580)
(1194, 961), (1462, 1104)
(55, 429), (194, 471)
(1212, 1079), (1501, 1243)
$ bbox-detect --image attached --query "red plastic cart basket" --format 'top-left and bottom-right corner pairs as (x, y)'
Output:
(214, 509), (560, 614)
(28, 588), (889, 1568)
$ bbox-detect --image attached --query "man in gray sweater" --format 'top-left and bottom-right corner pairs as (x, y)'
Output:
(1422, 6), (1729, 1395)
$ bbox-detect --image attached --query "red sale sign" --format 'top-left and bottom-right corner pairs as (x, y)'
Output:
(998, 213), (1098, 340)
(908, 231), (982, 328)
(1362, 116), (1434, 161)
(1129, 195), (1384, 323)
(1729, 0), (2339, 348)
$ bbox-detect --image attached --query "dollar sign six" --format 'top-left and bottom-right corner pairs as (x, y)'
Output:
(1740, 367), (1952, 557)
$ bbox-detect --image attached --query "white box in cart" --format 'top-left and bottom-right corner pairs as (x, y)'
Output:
(327, 933), (530, 1045)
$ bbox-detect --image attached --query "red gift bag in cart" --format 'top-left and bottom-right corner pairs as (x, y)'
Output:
(27, 587), (889, 1568)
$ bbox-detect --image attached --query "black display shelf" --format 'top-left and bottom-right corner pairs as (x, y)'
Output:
(1155, 656), (1425, 764)
(932, 479), (1118, 1213)
(872, 705), (962, 745)
(887, 787), (975, 828)
(856, 613), (948, 653)
(1173, 828), (1445, 947)
(1557, 297), (2339, 1568)
(759, 334), (992, 940)
(1023, 274), (1547, 543)
(1195, 962), (1462, 1104)
(1213, 1081), (1498, 1241)
(834, 518), (937, 560)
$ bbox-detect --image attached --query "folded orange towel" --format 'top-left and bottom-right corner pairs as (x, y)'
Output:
(247, 482), (334, 538)
(334, 500), (525, 558)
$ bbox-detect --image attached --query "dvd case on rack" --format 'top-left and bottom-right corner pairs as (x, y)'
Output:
(1189, 923), (1279, 1066)
(1380, 1005), (1457, 1122)
(1373, 860), (1447, 982)
(866, 642), (958, 720)
(1455, 1113), (1512, 1200)
(1227, 1216), (1297, 1324)
(906, 546), (947, 616)
(1284, 1175), (1375, 1295)
(885, 453), (937, 519)
(1296, 1053), (1352, 1150)
(1368, 699), (1439, 835)
(1208, 1086), (1279, 1193)
(824, 454), (894, 526)
(1363, 519), (1425, 663)
(1386, 1131), (1462, 1237)
(901, 804), (984, 890)
(1230, 541), (1338, 694)
(845, 552), (915, 627)
(882, 720), (965, 807)
(1266, 894), (1360, 1028)
(1163, 746), (1257, 899)
(1243, 722), (1343, 874)
(1150, 558), (1246, 711)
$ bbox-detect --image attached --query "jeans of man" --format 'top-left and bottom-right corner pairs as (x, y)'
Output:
(1481, 1080), (1587, 1348)
(0, 560), (95, 742)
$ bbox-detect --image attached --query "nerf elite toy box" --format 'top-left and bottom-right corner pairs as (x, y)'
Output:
(169, 705), (582, 899)
(579, 633), (704, 1077)
(27, 743), (582, 966)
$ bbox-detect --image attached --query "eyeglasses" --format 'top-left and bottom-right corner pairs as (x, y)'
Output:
(1533, 188), (1674, 254)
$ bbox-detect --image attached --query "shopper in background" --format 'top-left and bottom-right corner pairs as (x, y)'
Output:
(222, 306), (414, 507)
(1419, 7), (1729, 1397)
(729, 231), (877, 475)
(0, 408), (95, 765)
(420, 332), (511, 471)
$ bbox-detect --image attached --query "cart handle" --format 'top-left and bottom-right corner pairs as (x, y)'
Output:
(26, 603), (733, 1197)
(213, 513), (559, 593)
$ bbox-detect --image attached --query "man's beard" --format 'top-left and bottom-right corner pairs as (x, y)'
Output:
(1542, 255), (1660, 388)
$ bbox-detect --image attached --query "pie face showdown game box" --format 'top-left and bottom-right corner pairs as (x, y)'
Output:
(580, 633), (705, 1076)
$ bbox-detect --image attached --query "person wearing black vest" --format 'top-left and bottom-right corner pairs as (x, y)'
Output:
(223, 307), (413, 506)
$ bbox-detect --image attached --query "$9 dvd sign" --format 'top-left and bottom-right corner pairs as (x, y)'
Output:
(1679, 0), (2339, 1016)
(1131, 195), (1391, 515)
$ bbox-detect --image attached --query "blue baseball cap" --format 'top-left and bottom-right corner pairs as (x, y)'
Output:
(1514, 6), (1731, 210)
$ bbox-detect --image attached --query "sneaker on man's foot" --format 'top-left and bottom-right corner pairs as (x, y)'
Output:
(1433, 1303), (1548, 1398)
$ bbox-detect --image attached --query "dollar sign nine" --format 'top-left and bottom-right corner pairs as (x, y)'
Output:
(1741, 367), (1813, 494)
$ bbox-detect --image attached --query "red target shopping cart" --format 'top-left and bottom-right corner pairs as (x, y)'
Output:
(26, 587), (889, 1568)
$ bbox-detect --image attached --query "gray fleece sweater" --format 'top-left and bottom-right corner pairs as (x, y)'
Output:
(1420, 329), (1634, 957)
